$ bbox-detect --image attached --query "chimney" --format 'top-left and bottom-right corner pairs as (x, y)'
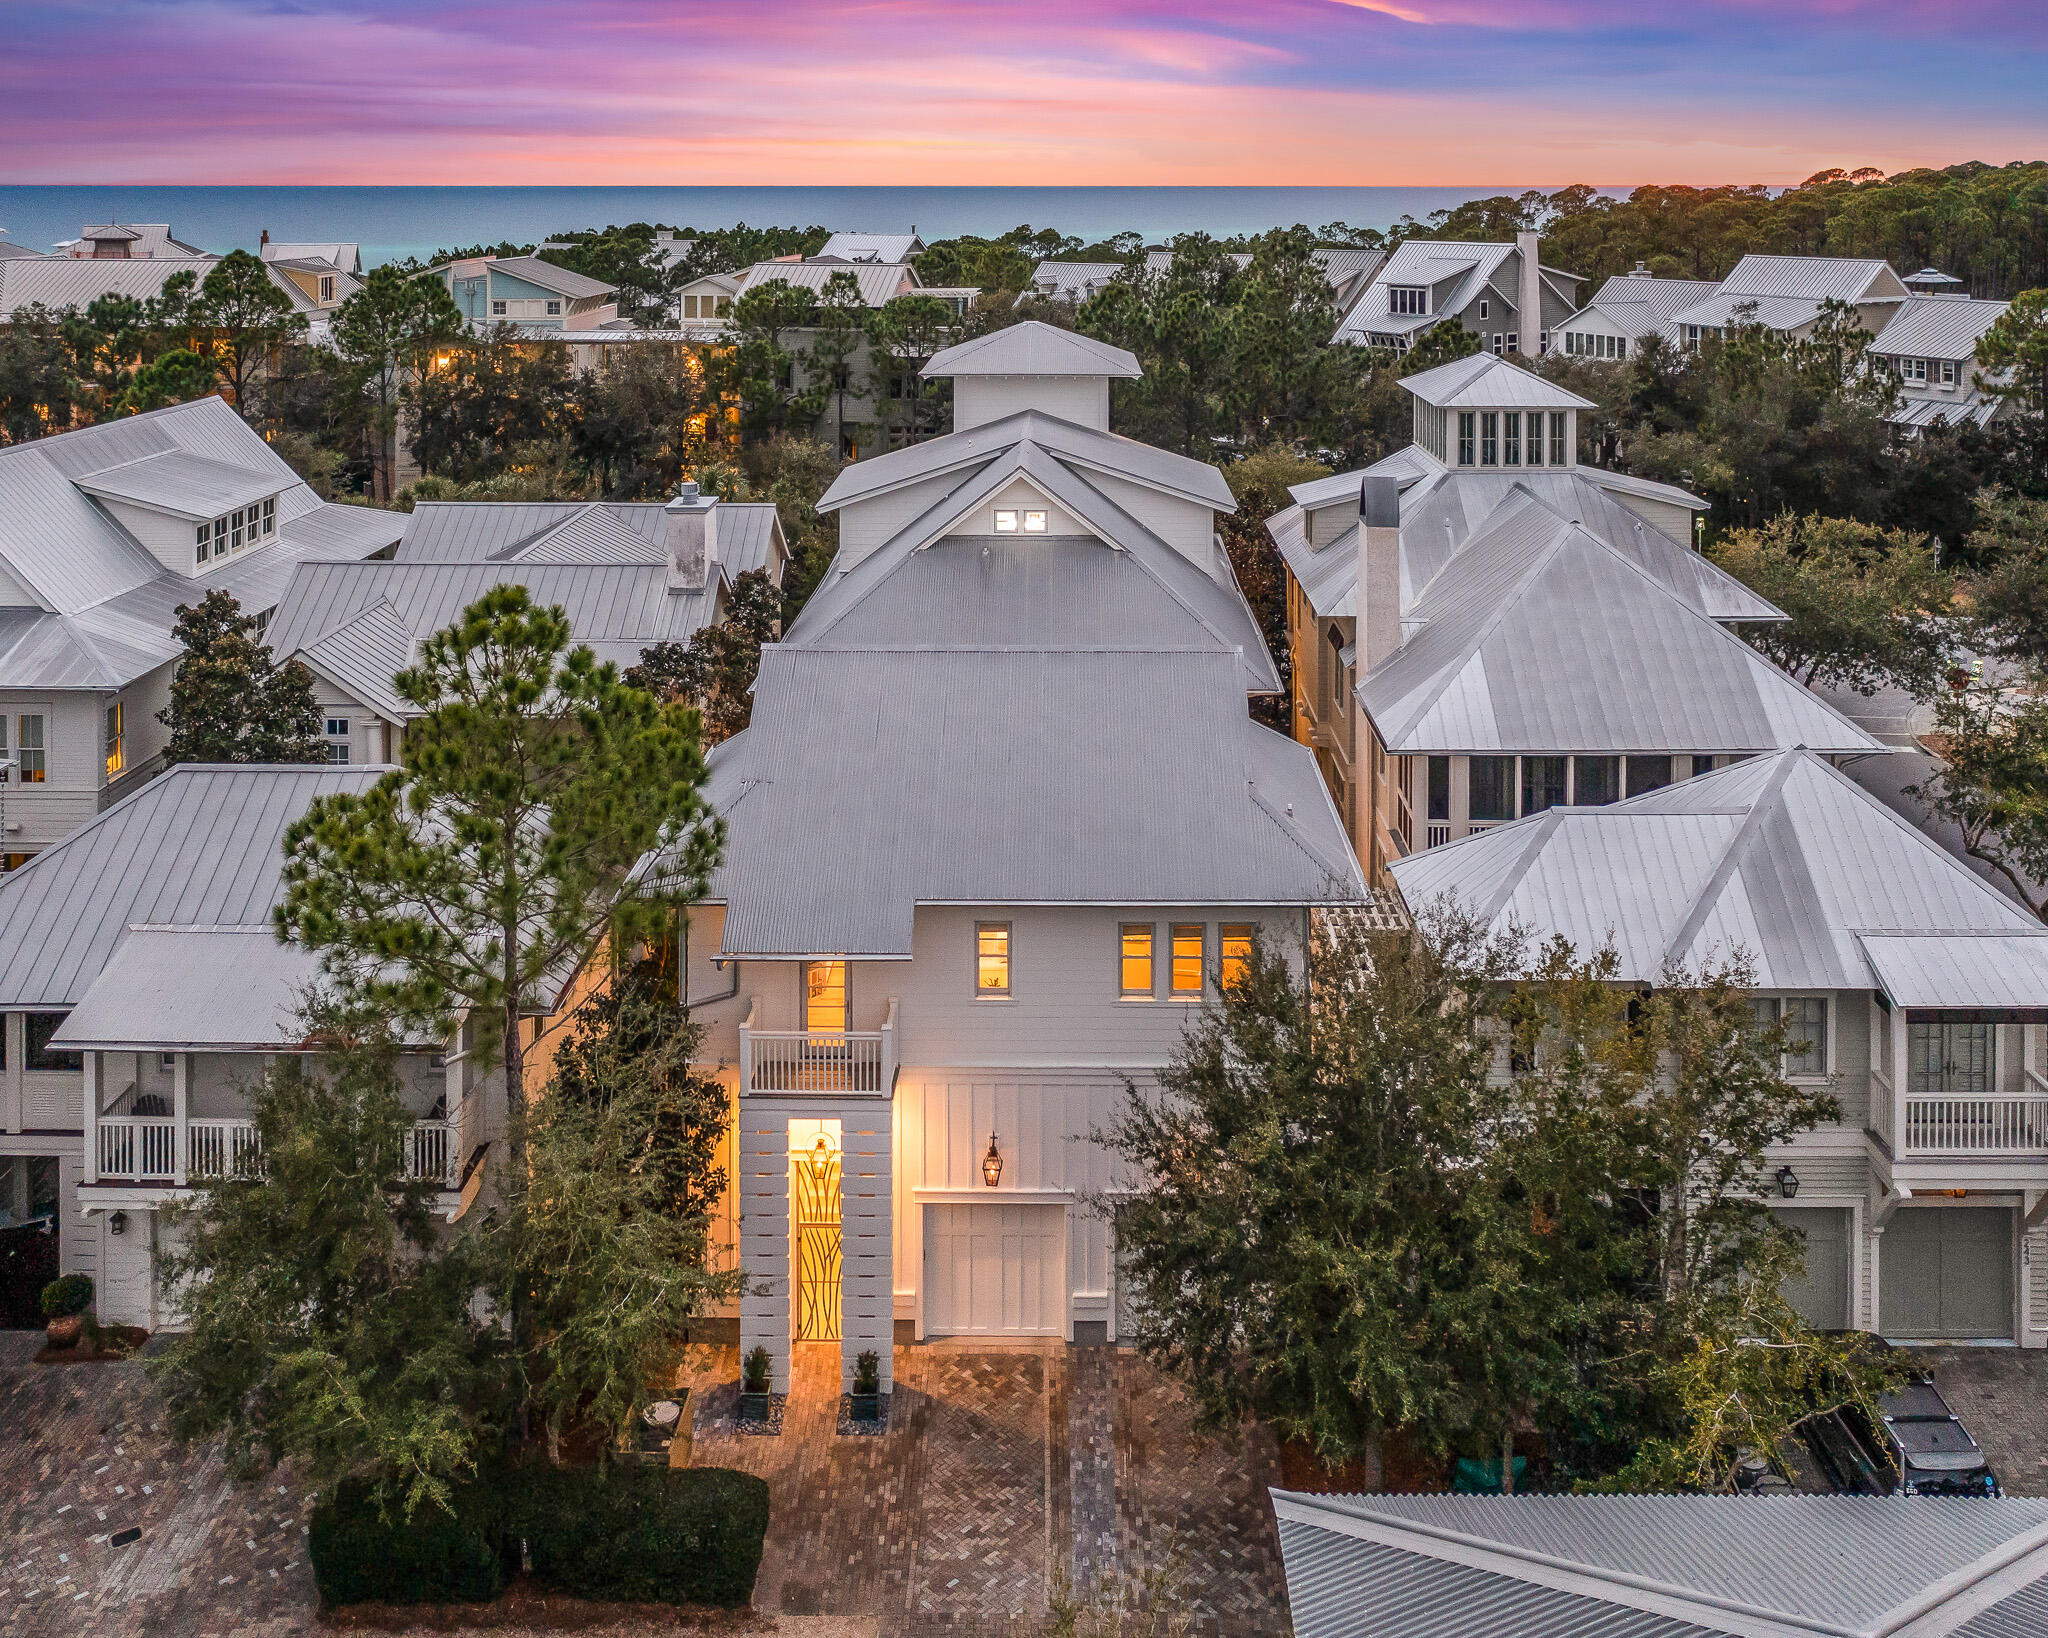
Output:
(1516, 230), (1542, 356)
(260, 228), (270, 251)
(663, 483), (717, 593)
(1357, 476), (1401, 673)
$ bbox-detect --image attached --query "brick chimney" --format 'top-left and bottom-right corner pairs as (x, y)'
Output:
(1517, 230), (1542, 355)
(663, 482), (718, 593)
(1357, 476), (1401, 673)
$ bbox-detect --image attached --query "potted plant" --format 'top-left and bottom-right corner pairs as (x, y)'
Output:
(40, 1274), (93, 1349)
(738, 1345), (773, 1421)
(849, 1349), (883, 1422)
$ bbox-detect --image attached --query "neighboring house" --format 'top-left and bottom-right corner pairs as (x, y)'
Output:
(668, 320), (1363, 1393)
(1265, 352), (1877, 880)
(1665, 253), (1910, 347)
(1870, 290), (2013, 432)
(255, 231), (364, 317)
(1553, 264), (1720, 359)
(0, 764), (508, 1330)
(0, 234), (42, 261)
(0, 397), (401, 860)
(676, 256), (975, 323)
(431, 254), (621, 331)
(258, 236), (362, 276)
(1276, 1490), (2048, 1637)
(392, 491), (788, 583)
(1331, 233), (1581, 356)
(55, 223), (205, 259)
(816, 231), (926, 264)
(1020, 246), (1386, 319)
(1391, 748), (2048, 1348)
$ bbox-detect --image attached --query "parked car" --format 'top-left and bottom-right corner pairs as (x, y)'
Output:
(1801, 1351), (2002, 1497)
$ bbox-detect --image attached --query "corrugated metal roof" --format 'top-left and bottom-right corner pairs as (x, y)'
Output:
(1872, 295), (2010, 360)
(1389, 749), (2043, 990)
(53, 926), (324, 1050)
(74, 449), (282, 520)
(1859, 933), (2048, 1010)
(1958, 1571), (2048, 1638)
(736, 260), (916, 306)
(260, 241), (361, 273)
(1398, 354), (1596, 410)
(0, 764), (383, 1009)
(1025, 260), (1123, 300)
(0, 255), (218, 313)
(1888, 393), (2002, 430)
(1718, 254), (1904, 304)
(1663, 291), (1827, 333)
(488, 255), (614, 301)
(394, 500), (781, 580)
(704, 647), (1359, 957)
(1275, 1490), (2048, 1638)
(923, 321), (1142, 379)
(1332, 240), (1514, 343)
(817, 232), (923, 263)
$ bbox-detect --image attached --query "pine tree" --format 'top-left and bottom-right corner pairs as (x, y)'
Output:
(159, 589), (325, 766)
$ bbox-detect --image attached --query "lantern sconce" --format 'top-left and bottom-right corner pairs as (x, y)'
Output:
(108, 1210), (127, 1236)
(982, 1132), (1004, 1189)
(1776, 1165), (1800, 1200)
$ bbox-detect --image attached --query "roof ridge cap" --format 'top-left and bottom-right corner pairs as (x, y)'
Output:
(1657, 751), (1804, 971)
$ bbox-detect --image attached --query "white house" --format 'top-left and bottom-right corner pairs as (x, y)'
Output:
(1870, 290), (2013, 433)
(1390, 747), (2048, 1348)
(431, 255), (621, 331)
(1664, 253), (1910, 348)
(56, 224), (206, 260)
(1332, 233), (1581, 357)
(0, 397), (402, 862)
(668, 321), (1364, 1393)
(1553, 265), (1719, 359)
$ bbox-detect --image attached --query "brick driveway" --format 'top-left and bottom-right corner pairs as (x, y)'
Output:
(0, 1333), (1289, 1637)
(1907, 1347), (2048, 1497)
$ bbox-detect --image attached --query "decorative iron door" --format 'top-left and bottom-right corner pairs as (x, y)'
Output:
(795, 1136), (843, 1341)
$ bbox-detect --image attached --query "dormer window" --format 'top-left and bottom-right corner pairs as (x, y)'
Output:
(194, 495), (279, 566)
(319, 274), (335, 303)
(1903, 357), (1927, 383)
(1389, 286), (1428, 316)
(994, 510), (1019, 532)
(1023, 510), (1047, 533)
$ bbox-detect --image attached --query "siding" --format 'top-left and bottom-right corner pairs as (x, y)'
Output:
(836, 471), (973, 568)
(1611, 493), (1695, 548)
(1083, 471), (1219, 569)
(954, 377), (1107, 434)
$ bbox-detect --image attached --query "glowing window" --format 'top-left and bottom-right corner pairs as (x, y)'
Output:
(1170, 925), (1204, 997)
(976, 923), (1011, 998)
(804, 960), (849, 1032)
(1219, 925), (1254, 990)
(993, 510), (1019, 533)
(1119, 925), (1154, 998)
(1022, 510), (1048, 533)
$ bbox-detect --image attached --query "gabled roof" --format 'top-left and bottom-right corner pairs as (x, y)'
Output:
(816, 231), (924, 264)
(1561, 274), (1721, 340)
(1718, 253), (1906, 303)
(0, 254), (218, 314)
(486, 255), (614, 301)
(62, 224), (205, 258)
(1332, 239), (1516, 341)
(259, 241), (361, 274)
(0, 238), (43, 260)
(1872, 294), (2009, 360)
(1663, 291), (1829, 333)
(1397, 353), (1597, 410)
(922, 320), (1141, 380)
(1274, 1490), (2048, 1638)
(1025, 260), (1124, 301)
(73, 449), (283, 520)
(735, 260), (917, 306)
(1388, 749), (2040, 991)
(394, 499), (784, 581)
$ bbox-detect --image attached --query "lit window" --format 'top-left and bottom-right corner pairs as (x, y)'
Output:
(993, 510), (1019, 532)
(976, 923), (1011, 998)
(1457, 412), (1475, 466)
(1022, 510), (1048, 533)
(104, 702), (123, 779)
(15, 714), (44, 783)
(804, 960), (849, 1032)
(1170, 925), (1204, 998)
(1219, 925), (1254, 990)
(1119, 925), (1154, 997)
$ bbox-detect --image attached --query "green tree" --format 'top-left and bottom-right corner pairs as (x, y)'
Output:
(0, 303), (90, 442)
(1710, 514), (1956, 695)
(1225, 226), (1371, 451)
(1079, 236), (1239, 456)
(1963, 490), (2048, 666)
(193, 249), (307, 420)
(721, 281), (821, 436)
(1976, 287), (2048, 423)
(330, 267), (467, 500)
(1396, 318), (1481, 377)
(1221, 446), (1331, 725)
(571, 346), (709, 499)
(1911, 682), (2048, 922)
(865, 294), (955, 447)
(151, 1009), (507, 1519)
(159, 589), (325, 766)
(408, 328), (574, 483)
(804, 271), (868, 458)
(629, 567), (783, 743)
(120, 347), (223, 414)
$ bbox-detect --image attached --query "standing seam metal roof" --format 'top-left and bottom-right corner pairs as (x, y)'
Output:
(1871, 295), (2010, 359)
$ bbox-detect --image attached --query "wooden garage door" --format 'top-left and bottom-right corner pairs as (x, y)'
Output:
(924, 1203), (1066, 1337)
(1774, 1207), (1850, 1330)
(1882, 1208), (2013, 1340)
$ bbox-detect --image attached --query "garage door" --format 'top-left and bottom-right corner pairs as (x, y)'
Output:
(1773, 1207), (1850, 1330)
(924, 1203), (1066, 1337)
(1882, 1208), (2013, 1340)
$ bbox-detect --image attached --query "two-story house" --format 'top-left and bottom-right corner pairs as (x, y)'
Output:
(432, 255), (621, 331)
(667, 321), (1364, 1394)
(56, 223), (206, 259)
(1332, 233), (1581, 357)
(1391, 748), (2048, 1348)
(1869, 283), (2013, 434)
(0, 397), (402, 861)
(1266, 353), (1881, 882)
(1663, 254), (1910, 348)
(1553, 265), (1720, 360)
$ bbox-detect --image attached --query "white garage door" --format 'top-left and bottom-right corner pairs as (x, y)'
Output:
(1882, 1207), (2013, 1341)
(1773, 1207), (1850, 1330)
(924, 1203), (1067, 1337)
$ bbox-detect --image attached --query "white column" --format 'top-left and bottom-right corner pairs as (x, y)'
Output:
(83, 1050), (99, 1184)
(737, 1110), (791, 1393)
(172, 1053), (189, 1186)
(841, 1098), (895, 1394)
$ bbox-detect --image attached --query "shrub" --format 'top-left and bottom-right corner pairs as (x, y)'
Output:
(308, 1475), (514, 1608)
(742, 1344), (771, 1393)
(40, 1274), (91, 1318)
(853, 1350), (880, 1395)
(514, 1464), (769, 1608)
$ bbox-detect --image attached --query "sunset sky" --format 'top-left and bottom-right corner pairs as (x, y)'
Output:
(4, 0), (2045, 186)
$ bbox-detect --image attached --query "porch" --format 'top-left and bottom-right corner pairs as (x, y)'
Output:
(90, 1114), (458, 1188)
(739, 998), (899, 1095)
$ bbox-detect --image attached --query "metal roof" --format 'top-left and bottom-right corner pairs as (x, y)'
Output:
(1859, 933), (2048, 1011)
(0, 764), (383, 1009)
(394, 500), (782, 581)
(1561, 275), (1722, 340)
(0, 254), (218, 314)
(1332, 239), (1513, 342)
(1663, 291), (1828, 333)
(1717, 254), (1905, 304)
(259, 241), (361, 273)
(736, 260), (917, 307)
(0, 239), (46, 260)
(1024, 261), (1123, 301)
(923, 321), (1142, 379)
(1872, 295), (2010, 360)
(1397, 354), (1597, 410)
(73, 449), (283, 520)
(486, 255), (614, 300)
(703, 647), (1359, 958)
(1275, 1490), (2048, 1638)
(1388, 749), (2044, 990)
(53, 926), (325, 1051)
(816, 232), (923, 263)
(1888, 393), (2002, 431)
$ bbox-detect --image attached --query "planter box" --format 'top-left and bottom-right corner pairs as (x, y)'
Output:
(848, 1392), (882, 1422)
(737, 1391), (773, 1422)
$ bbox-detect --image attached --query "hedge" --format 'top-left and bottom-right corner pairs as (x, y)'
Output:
(513, 1463), (770, 1608)
(308, 1475), (515, 1608)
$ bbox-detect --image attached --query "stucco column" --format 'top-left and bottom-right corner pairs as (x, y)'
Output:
(841, 1098), (895, 1393)
(737, 1108), (791, 1393)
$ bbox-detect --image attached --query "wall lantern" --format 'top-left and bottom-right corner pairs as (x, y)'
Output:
(108, 1210), (127, 1236)
(982, 1132), (1004, 1189)
(1775, 1166), (1800, 1200)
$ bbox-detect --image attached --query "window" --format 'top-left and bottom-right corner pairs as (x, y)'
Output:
(1753, 997), (1828, 1076)
(1023, 510), (1048, 533)
(213, 516), (228, 558)
(319, 274), (335, 303)
(1120, 925), (1155, 997)
(14, 714), (43, 783)
(1480, 413), (1498, 467)
(1468, 756), (1515, 822)
(1506, 332), (1519, 354)
(1692, 754), (1717, 777)
(25, 1012), (81, 1073)
(1549, 412), (1567, 466)
(491, 299), (507, 316)
(1574, 754), (1620, 805)
(803, 960), (849, 1032)
(1941, 358), (1958, 386)
(1903, 357), (1927, 383)
(195, 524), (210, 565)
(324, 717), (350, 765)
(1524, 412), (1543, 465)
(545, 300), (562, 316)
(976, 923), (1011, 998)
(1625, 754), (1672, 797)
(262, 497), (276, 536)
(1478, 299), (1489, 320)
(1427, 755), (1451, 821)
(1220, 925), (1254, 990)
(1389, 286), (1428, 316)
(1908, 1020), (1990, 1097)
(1491, 332), (1504, 355)
(1170, 925), (1204, 998)
(1503, 411), (1521, 466)
(104, 702), (123, 780)
(1615, 337), (1628, 359)
(1520, 755), (1567, 815)
(993, 510), (1019, 532)
(230, 508), (245, 551)
(1457, 412), (1475, 466)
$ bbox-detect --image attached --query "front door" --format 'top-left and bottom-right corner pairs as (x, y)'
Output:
(794, 1134), (842, 1341)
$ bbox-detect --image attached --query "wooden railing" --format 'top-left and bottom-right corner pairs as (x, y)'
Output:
(1425, 822), (1452, 848)
(1901, 1097), (2048, 1154)
(739, 999), (898, 1096)
(407, 1120), (458, 1188)
(96, 1117), (176, 1181)
(189, 1118), (261, 1179)
(96, 1116), (456, 1186)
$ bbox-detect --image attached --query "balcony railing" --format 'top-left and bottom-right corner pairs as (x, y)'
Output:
(190, 1118), (261, 1179)
(96, 1117), (176, 1182)
(1901, 1096), (2048, 1155)
(1425, 822), (1452, 848)
(739, 998), (898, 1096)
(94, 1115), (457, 1187)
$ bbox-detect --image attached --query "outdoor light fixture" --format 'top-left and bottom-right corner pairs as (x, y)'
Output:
(982, 1132), (1003, 1188)
(1776, 1166), (1800, 1200)
(108, 1210), (127, 1236)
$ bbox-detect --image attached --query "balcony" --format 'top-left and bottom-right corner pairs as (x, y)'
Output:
(1900, 1094), (2048, 1156)
(94, 1116), (459, 1188)
(739, 999), (898, 1096)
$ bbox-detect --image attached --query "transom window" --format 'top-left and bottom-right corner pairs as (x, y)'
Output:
(1388, 286), (1428, 316)
(1120, 925), (1154, 998)
(1170, 925), (1205, 998)
(976, 923), (1011, 998)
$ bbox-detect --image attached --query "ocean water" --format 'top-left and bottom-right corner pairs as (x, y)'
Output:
(0, 185), (1628, 268)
